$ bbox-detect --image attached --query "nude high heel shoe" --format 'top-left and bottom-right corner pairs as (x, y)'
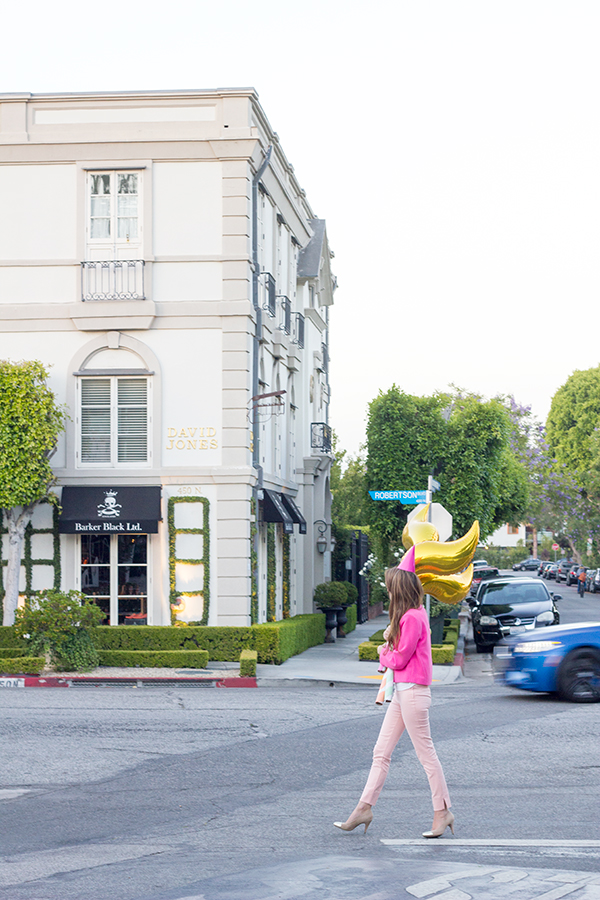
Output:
(333, 809), (373, 834)
(422, 810), (454, 838)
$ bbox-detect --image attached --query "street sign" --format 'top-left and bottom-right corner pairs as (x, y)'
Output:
(369, 490), (427, 504)
(552, 543), (560, 551)
(431, 478), (441, 492)
(407, 503), (453, 542)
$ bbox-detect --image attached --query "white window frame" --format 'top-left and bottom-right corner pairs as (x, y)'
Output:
(86, 170), (144, 259)
(75, 533), (153, 626)
(76, 375), (152, 469)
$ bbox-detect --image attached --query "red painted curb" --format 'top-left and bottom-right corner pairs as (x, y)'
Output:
(0, 676), (70, 687)
(216, 677), (258, 688)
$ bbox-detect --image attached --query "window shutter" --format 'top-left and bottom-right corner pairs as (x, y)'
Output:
(81, 379), (111, 463)
(117, 378), (148, 462)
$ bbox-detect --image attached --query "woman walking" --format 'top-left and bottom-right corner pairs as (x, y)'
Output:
(334, 549), (453, 838)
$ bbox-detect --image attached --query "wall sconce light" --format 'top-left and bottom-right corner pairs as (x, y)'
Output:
(314, 519), (331, 554)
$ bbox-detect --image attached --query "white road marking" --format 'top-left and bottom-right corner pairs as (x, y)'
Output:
(382, 839), (600, 847)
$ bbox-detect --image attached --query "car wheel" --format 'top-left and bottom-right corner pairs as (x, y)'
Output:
(557, 649), (600, 703)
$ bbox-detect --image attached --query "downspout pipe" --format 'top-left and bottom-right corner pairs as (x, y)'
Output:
(251, 144), (272, 490)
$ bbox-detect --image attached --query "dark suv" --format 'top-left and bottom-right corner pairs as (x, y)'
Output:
(555, 559), (574, 583)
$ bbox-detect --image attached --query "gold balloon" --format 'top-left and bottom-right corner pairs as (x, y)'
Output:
(419, 565), (474, 605)
(402, 504), (439, 548)
(414, 521), (480, 577)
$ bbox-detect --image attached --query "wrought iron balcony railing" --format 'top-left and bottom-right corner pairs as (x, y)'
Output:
(260, 272), (276, 318)
(292, 312), (305, 348)
(311, 422), (332, 453)
(278, 296), (291, 335)
(82, 260), (145, 301)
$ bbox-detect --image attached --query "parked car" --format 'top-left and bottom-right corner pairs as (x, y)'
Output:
(469, 577), (560, 653)
(512, 558), (544, 572)
(469, 566), (500, 596)
(538, 561), (553, 577)
(587, 570), (600, 593)
(555, 559), (574, 583)
(493, 621), (600, 702)
(473, 559), (489, 568)
(566, 564), (588, 587)
(544, 564), (558, 580)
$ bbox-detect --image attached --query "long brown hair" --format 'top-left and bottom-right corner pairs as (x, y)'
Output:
(384, 566), (424, 648)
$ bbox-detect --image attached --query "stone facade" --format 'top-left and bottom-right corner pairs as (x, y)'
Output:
(0, 89), (335, 626)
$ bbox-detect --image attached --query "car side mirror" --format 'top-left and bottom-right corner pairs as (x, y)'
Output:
(467, 598), (477, 608)
(552, 594), (562, 601)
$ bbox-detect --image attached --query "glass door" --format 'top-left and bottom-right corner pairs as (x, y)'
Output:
(80, 534), (148, 625)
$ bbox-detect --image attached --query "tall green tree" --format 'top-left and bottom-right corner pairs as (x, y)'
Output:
(0, 361), (66, 625)
(365, 386), (529, 556)
(546, 365), (600, 484)
(330, 433), (368, 528)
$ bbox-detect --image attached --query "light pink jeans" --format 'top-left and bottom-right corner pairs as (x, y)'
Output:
(360, 683), (450, 811)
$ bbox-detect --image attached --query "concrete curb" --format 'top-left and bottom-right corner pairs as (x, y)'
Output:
(0, 675), (257, 689)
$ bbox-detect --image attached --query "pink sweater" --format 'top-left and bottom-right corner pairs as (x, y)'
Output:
(378, 606), (432, 685)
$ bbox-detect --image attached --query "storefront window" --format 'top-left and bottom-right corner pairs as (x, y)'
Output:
(81, 534), (148, 625)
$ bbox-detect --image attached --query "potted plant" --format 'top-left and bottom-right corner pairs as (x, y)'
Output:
(313, 582), (348, 643)
(335, 582), (358, 638)
(428, 598), (456, 645)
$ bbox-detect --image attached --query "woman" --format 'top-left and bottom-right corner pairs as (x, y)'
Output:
(334, 552), (454, 838)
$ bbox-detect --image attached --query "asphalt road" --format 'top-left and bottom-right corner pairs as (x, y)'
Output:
(1, 584), (599, 900)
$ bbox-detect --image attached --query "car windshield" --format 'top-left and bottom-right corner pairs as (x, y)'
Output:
(478, 582), (549, 604)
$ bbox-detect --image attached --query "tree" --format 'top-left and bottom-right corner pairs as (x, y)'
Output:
(365, 386), (529, 557)
(546, 365), (600, 484)
(330, 432), (368, 528)
(0, 361), (66, 625)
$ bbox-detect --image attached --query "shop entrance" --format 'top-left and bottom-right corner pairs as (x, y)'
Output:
(80, 534), (148, 625)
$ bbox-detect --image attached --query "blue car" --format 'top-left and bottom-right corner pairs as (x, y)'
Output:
(494, 621), (600, 702)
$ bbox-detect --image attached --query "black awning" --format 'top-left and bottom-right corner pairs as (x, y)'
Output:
(262, 490), (294, 535)
(281, 494), (307, 534)
(59, 486), (162, 534)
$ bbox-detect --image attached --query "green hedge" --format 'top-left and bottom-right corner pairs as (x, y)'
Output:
(359, 641), (379, 661)
(359, 640), (457, 666)
(97, 650), (208, 668)
(239, 649), (257, 677)
(369, 629), (385, 643)
(0, 648), (34, 658)
(91, 614), (326, 665)
(431, 643), (456, 665)
(0, 657), (45, 675)
(0, 627), (25, 649)
(344, 604), (357, 634)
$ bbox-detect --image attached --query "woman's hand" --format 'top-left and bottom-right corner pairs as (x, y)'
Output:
(382, 626), (391, 642)
(377, 644), (386, 655)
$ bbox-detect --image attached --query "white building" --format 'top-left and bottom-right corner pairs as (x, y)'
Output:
(0, 89), (336, 627)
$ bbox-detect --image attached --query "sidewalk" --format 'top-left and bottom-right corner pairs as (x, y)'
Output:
(256, 613), (465, 688)
(1, 612), (466, 689)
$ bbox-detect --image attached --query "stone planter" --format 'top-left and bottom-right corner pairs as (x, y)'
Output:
(336, 605), (348, 639)
(368, 601), (384, 620)
(430, 613), (445, 645)
(317, 606), (343, 643)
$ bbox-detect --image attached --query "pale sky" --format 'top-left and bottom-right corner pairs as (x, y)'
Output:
(2, 0), (599, 456)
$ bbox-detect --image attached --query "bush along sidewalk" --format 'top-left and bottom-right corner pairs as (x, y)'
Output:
(5, 590), (105, 673)
(359, 619), (461, 665)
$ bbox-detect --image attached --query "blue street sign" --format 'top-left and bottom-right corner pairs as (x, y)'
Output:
(369, 490), (427, 504)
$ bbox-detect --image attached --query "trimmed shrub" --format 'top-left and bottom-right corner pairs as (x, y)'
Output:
(345, 603), (357, 634)
(0, 657), (45, 675)
(239, 649), (257, 677)
(369, 629), (385, 643)
(431, 644), (456, 665)
(313, 582), (348, 608)
(97, 650), (208, 668)
(0, 627), (25, 649)
(92, 614), (326, 666)
(358, 641), (379, 661)
(342, 583), (359, 605)
(0, 648), (36, 658)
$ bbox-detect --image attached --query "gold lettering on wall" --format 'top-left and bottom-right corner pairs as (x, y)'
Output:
(166, 427), (219, 451)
